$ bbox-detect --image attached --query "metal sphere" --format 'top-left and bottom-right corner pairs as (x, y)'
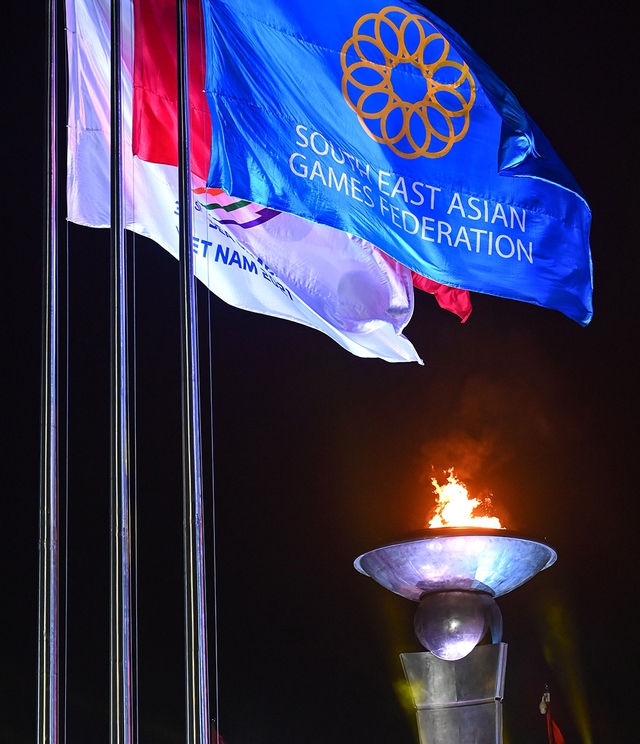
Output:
(413, 590), (502, 661)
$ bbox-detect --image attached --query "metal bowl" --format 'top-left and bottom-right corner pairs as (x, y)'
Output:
(354, 527), (557, 601)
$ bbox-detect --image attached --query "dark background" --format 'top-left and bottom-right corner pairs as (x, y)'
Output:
(2, 1), (638, 743)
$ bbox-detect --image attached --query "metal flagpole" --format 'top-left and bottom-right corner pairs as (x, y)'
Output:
(37, 0), (59, 740)
(110, 1), (134, 743)
(176, 0), (211, 741)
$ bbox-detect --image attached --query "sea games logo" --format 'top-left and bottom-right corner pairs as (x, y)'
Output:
(193, 187), (279, 229)
(341, 6), (475, 159)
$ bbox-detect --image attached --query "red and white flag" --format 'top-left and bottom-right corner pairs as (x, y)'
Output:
(66, 0), (428, 362)
(540, 689), (566, 744)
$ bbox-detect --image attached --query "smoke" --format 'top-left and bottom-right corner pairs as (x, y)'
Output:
(420, 428), (497, 483)
(422, 373), (555, 467)
(416, 341), (581, 528)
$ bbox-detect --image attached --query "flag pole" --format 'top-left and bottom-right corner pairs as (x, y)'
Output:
(176, 1), (211, 743)
(37, 0), (59, 740)
(177, 0), (210, 744)
(110, 1), (134, 743)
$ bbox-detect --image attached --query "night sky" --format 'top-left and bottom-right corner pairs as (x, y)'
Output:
(2, 2), (638, 744)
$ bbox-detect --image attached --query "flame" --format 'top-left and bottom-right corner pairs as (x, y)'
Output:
(428, 469), (503, 529)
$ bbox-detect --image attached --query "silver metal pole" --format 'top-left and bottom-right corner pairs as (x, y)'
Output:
(37, 0), (59, 740)
(177, 0), (210, 741)
(110, 1), (134, 743)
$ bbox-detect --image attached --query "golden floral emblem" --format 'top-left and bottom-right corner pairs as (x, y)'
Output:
(341, 6), (476, 159)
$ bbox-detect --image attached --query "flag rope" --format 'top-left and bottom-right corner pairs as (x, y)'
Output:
(131, 232), (141, 744)
(37, 0), (60, 740)
(206, 292), (221, 744)
(63, 205), (70, 744)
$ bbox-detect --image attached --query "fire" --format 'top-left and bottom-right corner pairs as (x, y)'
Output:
(428, 469), (503, 529)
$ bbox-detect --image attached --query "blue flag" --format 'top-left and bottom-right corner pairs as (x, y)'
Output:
(201, 0), (593, 325)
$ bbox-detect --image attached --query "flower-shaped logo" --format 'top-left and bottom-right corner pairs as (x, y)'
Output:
(341, 6), (476, 159)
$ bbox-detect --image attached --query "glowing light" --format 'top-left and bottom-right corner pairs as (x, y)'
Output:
(413, 590), (502, 660)
(428, 469), (503, 529)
